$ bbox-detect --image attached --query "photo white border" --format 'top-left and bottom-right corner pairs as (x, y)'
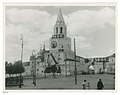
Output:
(0, 0), (120, 95)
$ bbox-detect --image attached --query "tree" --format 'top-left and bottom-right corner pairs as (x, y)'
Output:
(7, 63), (14, 76)
(5, 60), (25, 76)
(14, 60), (25, 74)
(85, 58), (89, 63)
(44, 65), (58, 78)
(51, 65), (57, 73)
(51, 65), (57, 78)
(5, 61), (9, 74)
(44, 67), (51, 73)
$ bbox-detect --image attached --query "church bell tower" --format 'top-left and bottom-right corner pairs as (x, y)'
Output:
(49, 9), (72, 63)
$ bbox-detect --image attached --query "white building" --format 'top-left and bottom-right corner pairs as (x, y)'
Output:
(22, 61), (31, 76)
(106, 53), (115, 74)
(88, 53), (115, 74)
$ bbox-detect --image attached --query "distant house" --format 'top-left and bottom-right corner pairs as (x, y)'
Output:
(106, 53), (115, 74)
(88, 53), (115, 74)
(22, 61), (31, 76)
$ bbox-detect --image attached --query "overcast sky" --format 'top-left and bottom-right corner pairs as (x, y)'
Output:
(5, 6), (115, 62)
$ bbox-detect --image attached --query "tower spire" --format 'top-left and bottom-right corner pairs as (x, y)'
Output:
(53, 8), (67, 38)
(56, 8), (65, 24)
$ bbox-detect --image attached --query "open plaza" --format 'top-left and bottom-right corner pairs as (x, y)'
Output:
(6, 74), (115, 90)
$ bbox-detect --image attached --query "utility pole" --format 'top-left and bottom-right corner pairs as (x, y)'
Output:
(34, 57), (36, 86)
(74, 38), (77, 85)
(65, 61), (67, 77)
(32, 50), (36, 86)
(19, 34), (23, 88)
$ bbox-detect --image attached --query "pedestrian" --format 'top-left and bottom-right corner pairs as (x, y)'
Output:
(87, 82), (90, 89)
(97, 79), (104, 90)
(82, 80), (87, 89)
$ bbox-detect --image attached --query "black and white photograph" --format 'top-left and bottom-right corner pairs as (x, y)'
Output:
(4, 3), (115, 90)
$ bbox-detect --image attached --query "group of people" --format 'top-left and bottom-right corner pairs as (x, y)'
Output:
(82, 79), (104, 90)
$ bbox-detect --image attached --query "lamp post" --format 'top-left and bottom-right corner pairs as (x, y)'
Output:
(74, 38), (77, 85)
(19, 34), (23, 88)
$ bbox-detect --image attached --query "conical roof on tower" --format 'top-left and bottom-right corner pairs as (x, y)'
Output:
(56, 8), (65, 24)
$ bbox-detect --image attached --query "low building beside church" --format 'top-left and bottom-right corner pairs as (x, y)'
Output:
(106, 53), (115, 74)
(88, 53), (115, 74)
(22, 61), (31, 76)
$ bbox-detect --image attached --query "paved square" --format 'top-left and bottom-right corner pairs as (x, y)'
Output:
(6, 74), (115, 90)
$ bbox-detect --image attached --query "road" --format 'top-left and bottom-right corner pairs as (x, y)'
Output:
(6, 74), (115, 90)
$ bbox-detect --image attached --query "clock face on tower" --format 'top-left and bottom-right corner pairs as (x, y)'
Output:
(51, 41), (57, 48)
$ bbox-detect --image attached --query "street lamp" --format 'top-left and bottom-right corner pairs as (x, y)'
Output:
(19, 34), (23, 88)
(74, 38), (77, 85)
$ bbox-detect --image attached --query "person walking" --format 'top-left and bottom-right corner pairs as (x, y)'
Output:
(82, 80), (87, 89)
(97, 79), (104, 90)
(87, 82), (90, 89)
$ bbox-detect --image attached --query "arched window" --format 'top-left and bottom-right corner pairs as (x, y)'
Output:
(59, 34), (61, 38)
(37, 61), (39, 65)
(56, 27), (58, 34)
(62, 34), (64, 38)
(60, 27), (62, 33)
(37, 68), (39, 71)
(67, 44), (70, 48)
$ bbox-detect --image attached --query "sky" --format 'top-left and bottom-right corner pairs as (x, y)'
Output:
(5, 6), (115, 62)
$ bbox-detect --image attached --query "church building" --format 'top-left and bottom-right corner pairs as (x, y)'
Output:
(28, 9), (85, 77)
